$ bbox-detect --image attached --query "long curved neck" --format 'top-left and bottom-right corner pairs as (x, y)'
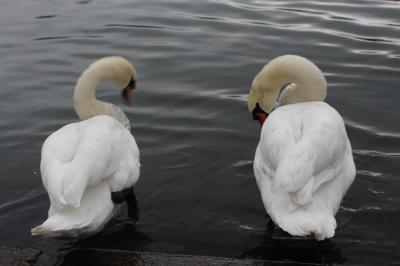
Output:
(73, 67), (104, 120)
(73, 62), (130, 129)
(248, 55), (327, 112)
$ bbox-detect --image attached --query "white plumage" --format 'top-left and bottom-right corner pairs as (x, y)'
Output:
(249, 55), (356, 240)
(32, 56), (140, 237)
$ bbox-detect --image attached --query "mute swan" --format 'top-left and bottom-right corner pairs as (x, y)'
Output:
(248, 55), (356, 240)
(31, 56), (140, 238)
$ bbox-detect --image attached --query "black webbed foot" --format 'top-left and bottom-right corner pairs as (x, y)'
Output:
(111, 187), (139, 223)
(111, 187), (132, 204)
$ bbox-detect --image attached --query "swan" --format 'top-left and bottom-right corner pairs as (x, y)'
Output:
(248, 55), (356, 240)
(31, 56), (140, 238)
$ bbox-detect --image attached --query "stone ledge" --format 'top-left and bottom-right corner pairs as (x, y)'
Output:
(1, 246), (323, 266)
(0, 246), (42, 266)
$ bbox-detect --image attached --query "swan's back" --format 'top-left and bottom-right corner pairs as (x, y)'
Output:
(32, 56), (140, 238)
(254, 102), (355, 240)
(33, 115), (140, 237)
(41, 115), (139, 209)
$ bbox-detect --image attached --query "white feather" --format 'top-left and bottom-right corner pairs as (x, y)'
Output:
(32, 57), (140, 237)
(250, 55), (356, 240)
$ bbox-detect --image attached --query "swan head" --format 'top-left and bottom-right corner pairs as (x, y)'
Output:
(95, 56), (138, 104)
(111, 57), (137, 105)
(247, 55), (327, 126)
(73, 56), (139, 125)
(74, 56), (138, 105)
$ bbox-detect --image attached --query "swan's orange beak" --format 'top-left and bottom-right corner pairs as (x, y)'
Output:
(122, 78), (136, 105)
(252, 103), (269, 127)
(255, 112), (268, 126)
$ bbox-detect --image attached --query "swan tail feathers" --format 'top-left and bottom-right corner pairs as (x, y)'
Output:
(31, 216), (89, 238)
(277, 211), (336, 241)
(32, 182), (115, 238)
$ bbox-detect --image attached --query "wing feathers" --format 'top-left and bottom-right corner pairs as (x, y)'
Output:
(274, 141), (315, 193)
(271, 107), (347, 206)
(40, 116), (136, 209)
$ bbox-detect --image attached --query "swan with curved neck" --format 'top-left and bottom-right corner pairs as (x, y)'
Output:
(249, 55), (355, 240)
(248, 55), (327, 125)
(31, 56), (141, 238)
(73, 56), (137, 129)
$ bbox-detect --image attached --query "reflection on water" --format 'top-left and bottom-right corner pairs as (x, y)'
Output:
(0, 0), (400, 264)
(75, 221), (151, 252)
(242, 221), (345, 264)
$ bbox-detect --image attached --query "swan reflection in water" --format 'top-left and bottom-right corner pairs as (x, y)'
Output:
(60, 225), (151, 265)
(241, 219), (346, 264)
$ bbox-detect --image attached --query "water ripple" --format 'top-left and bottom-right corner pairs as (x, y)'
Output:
(356, 169), (383, 178)
(35, 15), (57, 19)
(0, 191), (45, 213)
(340, 206), (381, 213)
(33, 35), (101, 41)
(353, 150), (400, 159)
(231, 160), (253, 168)
(33, 36), (72, 41)
(346, 119), (400, 138)
(104, 23), (175, 30)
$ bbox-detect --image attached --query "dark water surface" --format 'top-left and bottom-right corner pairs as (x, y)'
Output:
(1, 0), (400, 264)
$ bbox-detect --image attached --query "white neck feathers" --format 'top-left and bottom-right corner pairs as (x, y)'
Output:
(73, 57), (133, 129)
(73, 66), (101, 120)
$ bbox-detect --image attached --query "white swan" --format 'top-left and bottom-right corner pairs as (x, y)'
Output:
(31, 56), (140, 238)
(248, 55), (356, 240)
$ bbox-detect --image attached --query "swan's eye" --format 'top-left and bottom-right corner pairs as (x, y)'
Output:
(128, 77), (136, 89)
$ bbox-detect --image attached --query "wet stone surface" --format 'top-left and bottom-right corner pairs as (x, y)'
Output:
(0, 246), (324, 266)
(0, 246), (42, 266)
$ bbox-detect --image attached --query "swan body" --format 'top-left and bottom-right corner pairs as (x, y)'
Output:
(249, 55), (355, 240)
(32, 56), (140, 237)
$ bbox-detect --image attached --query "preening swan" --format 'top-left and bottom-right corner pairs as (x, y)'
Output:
(249, 55), (355, 240)
(31, 56), (140, 238)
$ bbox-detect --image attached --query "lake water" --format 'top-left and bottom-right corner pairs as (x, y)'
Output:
(0, 0), (399, 264)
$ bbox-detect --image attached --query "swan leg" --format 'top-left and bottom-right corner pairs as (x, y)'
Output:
(127, 188), (139, 223)
(111, 187), (139, 223)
